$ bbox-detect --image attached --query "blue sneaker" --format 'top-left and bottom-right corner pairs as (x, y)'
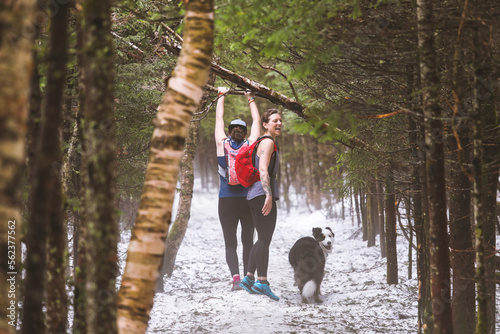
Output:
(239, 276), (256, 294)
(251, 280), (279, 301)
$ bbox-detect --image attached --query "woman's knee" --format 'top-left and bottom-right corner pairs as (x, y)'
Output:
(256, 235), (273, 247)
(224, 237), (238, 248)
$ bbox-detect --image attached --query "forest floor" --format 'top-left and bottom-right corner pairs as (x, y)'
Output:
(118, 180), (499, 334)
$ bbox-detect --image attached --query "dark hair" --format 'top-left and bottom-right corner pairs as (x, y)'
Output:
(261, 108), (280, 125)
(229, 126), (247, 143)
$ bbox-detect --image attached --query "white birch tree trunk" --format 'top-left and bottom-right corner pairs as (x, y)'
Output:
(117, 1), (214, 333)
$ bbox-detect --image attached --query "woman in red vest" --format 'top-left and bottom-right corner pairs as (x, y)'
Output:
(215, 87), (261, 291)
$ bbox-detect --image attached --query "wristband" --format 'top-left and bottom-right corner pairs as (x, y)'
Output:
(218, 92), (225, 97)
(248, 97), (255, 104)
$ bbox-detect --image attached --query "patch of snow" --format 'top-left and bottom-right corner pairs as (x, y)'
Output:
(115, 179), (497, 333)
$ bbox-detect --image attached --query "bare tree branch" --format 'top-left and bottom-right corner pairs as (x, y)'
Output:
(256, 61), (300, 103)
(161, 28), (375, 152)
(161, 34), (306, 117)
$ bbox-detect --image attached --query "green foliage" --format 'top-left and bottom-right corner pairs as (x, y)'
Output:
(109, 0), (417, 206)
(114, 61), (165, 198)
(213, 0), (374, 153)
(113, 0), (180, 198)
(215, 0), (360, 78)
(330, 148), (374, 195)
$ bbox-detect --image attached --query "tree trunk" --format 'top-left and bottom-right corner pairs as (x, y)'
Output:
(314, 175), (322, 211)
(373, 181), (381, 236)
(156, 74), (214, 292)
(471, 5), (498, 332)
(43, 2), (71, 333)
(23, 28), (43, 332)
(63, 109), (84, 334)
(480, 126), (497, 334)
(26, 16), (44, 204)
(417, 0), (453, 332)
(302, 136), (314, 212)
(360, 187), (368, 241)
(367, 181), (376, 247)
(312, 143), (322, 211)
(157, 117), (199, 285)
(79, 1), (118, 333)
(421, 165), (434, 333)
(117, 1), (214, 333)
(282, 156), (292, 213)
(72, 12), (86, 334)
(73, 204), (87, 334)
(471, 74), (486, 334)
(449, 161), (475, 334)
(378, 180), (386, 258)
(354, 188), (362, 228)
(449, 122), (475, 334)
(385, 167), (398, 284)
(0, 2), (36, 333)
(405, 199), (413, 280)
(408, 102), (431, 332)
(447, 2), (476, 331)
(416, 169), (431, 334)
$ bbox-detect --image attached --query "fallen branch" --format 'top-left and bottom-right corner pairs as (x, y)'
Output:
(210, 62), (306, 117)
(160, 30), (305, 117)
(161, 27), (373, 151)
(192, 88), (249, 122)
(112, 31), (145, 54)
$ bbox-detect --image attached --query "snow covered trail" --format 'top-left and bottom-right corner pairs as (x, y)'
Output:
(118, 181), (420, 334)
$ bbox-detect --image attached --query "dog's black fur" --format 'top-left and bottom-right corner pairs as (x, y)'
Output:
(288, 227), (334, 303)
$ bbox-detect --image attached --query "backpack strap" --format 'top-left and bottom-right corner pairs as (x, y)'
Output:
(217, 138), (229, 179)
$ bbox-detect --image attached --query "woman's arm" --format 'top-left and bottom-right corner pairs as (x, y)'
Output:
(245, 91), (261, 144)
(215, 87), (229, 156)
(257, 139), (275, 216)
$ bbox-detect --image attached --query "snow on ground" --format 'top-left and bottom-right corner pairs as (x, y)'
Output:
(117, 179), (496, 334)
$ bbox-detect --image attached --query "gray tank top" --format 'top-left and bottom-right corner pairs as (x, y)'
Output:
(246, 151), (280, 201)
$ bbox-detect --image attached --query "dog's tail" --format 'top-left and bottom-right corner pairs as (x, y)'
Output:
(302, 280), (317, 300)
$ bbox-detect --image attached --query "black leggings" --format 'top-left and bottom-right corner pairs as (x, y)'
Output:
(247, 195), (277, 278)
(218, 197), (254, 276)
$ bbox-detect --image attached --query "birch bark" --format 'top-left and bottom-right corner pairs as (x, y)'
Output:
(117, 1), (214, 333)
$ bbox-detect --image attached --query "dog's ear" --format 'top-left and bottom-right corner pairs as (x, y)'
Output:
(325, 227), (335, 238)
(312, 227), (322, 238)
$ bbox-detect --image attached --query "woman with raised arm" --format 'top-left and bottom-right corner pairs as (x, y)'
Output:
(215, 87), (260, 291)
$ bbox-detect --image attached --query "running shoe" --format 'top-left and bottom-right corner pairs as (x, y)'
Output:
(239, 276), (256, 294)
(231, 276), (243, 291)
(251, 280), (279, 301)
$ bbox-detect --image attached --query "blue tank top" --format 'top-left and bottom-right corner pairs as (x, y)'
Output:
(217, 137), (249, 198)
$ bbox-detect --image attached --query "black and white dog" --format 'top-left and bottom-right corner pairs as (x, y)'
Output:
(288, 227), (335, 303)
